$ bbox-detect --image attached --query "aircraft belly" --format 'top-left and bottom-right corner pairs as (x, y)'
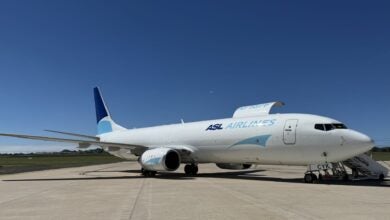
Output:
(194, 144), (312, 165)
(194, 147), (260, 163)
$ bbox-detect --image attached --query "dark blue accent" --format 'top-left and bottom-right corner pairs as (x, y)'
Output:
(94, 87), (109, 123)
(206, 124), (223, 131)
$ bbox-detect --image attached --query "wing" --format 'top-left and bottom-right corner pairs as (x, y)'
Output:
(44, 129), (100, 141)
(0, 133), (147, 151)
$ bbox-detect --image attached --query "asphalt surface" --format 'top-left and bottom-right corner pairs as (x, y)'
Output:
(0, 162), (389, 220)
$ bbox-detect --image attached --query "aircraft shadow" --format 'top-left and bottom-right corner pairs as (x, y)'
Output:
(2, 169), (389, 187)
(156, 171), (390, 187)
(2, 176), (145, 181)
(1, 169), (262, 182)
(199, 173), (390, 188)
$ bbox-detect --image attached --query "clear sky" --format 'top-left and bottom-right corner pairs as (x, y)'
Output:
(0, 1), (389, 152)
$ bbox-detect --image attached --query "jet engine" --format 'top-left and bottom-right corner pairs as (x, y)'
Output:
(139, 148), (181, 171)
(216, 163), (252, 170)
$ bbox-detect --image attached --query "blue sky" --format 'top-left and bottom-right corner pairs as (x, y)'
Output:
(0, 1), (389, 152)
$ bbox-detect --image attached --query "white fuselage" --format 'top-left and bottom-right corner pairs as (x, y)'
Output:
(99, 113), (374, 166)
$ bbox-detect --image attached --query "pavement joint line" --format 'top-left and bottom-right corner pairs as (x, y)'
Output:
(127, 177), (147, 220)
(80, 162), (128, 176)
(147, 179), (153, 220)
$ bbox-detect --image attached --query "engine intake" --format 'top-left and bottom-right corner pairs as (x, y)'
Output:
(140, 148), (181, 171)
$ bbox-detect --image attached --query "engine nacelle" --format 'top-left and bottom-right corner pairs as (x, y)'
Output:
(140, 148), (181, 171)
(216, 163), (252, 170)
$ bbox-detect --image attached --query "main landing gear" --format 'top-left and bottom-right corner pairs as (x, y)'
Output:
(141, 168), (157, 177)
(141, 164), (199, 177)
(184, 164), (198, 175)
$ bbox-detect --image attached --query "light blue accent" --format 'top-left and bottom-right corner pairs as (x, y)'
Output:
(229, 134), (272, 148)
(145, 157), (161, 165)
(97, 120), (112, 135)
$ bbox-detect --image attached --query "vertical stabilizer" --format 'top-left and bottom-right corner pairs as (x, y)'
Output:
(93, 87), (126, 135)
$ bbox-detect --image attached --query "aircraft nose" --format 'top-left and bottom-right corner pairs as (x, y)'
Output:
(355, 132), (373, 145)
(347, 130), (374, 152)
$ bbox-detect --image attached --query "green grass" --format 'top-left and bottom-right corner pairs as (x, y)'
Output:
(0, 154), (125, 175)
(372, 152), (390, 161)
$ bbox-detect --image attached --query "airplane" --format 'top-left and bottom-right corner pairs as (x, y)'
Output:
(0, 87), (375, 183)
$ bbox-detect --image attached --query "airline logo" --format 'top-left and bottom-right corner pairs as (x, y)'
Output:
(206, 119), (276, 131)
(206, 124), (223, 131)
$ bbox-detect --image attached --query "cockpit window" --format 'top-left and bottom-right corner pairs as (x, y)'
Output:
(314, 124), (325, 131)
(333, 123), (348, 129)
(324, 124), (334, 131)
(315, 123), (348, 131)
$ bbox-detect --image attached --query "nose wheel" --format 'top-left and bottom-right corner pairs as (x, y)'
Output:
(184, 164), (198, 175)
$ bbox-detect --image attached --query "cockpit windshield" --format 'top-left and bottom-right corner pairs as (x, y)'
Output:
(332, 123), (348, 129)
(314, 123), (348, 131)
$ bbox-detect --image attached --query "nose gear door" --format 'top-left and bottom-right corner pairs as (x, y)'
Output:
(283, 119), (298, 145)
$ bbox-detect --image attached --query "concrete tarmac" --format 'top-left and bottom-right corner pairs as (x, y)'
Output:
(0, 162), (389, 220)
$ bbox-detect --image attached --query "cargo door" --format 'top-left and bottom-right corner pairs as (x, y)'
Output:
(283, 119), (298, 145)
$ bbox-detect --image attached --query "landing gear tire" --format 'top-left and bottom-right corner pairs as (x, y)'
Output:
(184, 165), (191, 175)
(342, 173), (349, 181)
(379, 173), (385, 181)
(184, 164), (198, 175)
(352, 169), (358, 178)
(318, 173), (323, 181)
(304, 173), (317, 183)
(141, 168), (157, 177)
(192, 165), (198, 175)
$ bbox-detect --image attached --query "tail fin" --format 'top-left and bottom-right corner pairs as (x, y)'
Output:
(94, 87), (126, 135)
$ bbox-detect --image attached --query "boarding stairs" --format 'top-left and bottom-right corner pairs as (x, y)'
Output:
(306, 153), (389, 182)
(342, 153), (389, 180)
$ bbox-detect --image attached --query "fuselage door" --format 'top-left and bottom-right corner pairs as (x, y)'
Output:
(283, 119), (298, 145)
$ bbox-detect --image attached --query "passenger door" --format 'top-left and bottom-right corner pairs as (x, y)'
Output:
(283, 119), (298, 145)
